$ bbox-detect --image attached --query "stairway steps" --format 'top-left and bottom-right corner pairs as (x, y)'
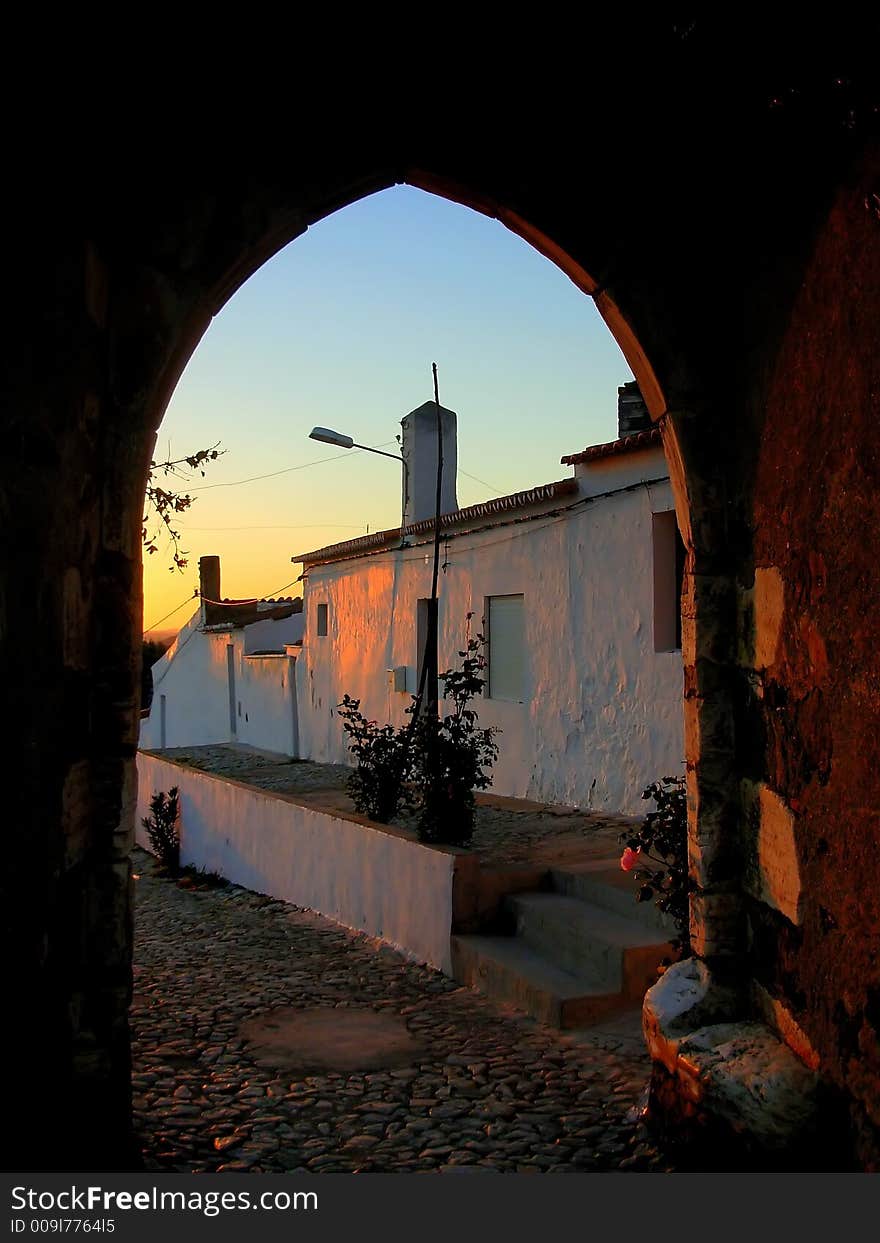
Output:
(550, 861), (676, 935)
(451, 935), (622, 1029)
(505, 891), (671, 999)
(450, 865), (674, 1030)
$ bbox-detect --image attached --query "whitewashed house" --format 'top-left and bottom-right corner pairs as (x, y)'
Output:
(293, 385), (685, 814)
(139, 567), (303, 753)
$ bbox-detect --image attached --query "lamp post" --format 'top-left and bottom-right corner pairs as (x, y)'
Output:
(309, 426), (408, 482)
(307, 419), (439, 717)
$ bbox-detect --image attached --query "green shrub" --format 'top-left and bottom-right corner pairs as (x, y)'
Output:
(338, 615), (499, 846)
(338, 696), (412, 823)
(142, 787), (181, 874)
(620, 774), (692, 959)
(407, 624), (499, 847)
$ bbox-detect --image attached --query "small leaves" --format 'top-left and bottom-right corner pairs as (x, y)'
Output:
(406, 618), (499, 846)
(338, 618), (500, 846)
(142, 787), (181, 874)
(337, 694), (411, 822)
(620, 774), (691, 958)
(143, 442), (224, 572)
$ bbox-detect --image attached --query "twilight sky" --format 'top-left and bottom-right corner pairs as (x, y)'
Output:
(144, 185), (634, 634)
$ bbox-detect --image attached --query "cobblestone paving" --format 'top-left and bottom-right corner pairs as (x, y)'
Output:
(132, 849), (674, 1173)
(153, 745), (636, 865)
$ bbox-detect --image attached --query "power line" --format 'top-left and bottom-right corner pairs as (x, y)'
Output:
(263, 577), (301, 599)
(297, 475), (670, 570)
(199, 576), (300, 605)
(146, 568), (303, 638)
(182, 442), (503, 500)
(458, 467), (507, 493)
(186, 442), (398, 492)
(144, 592), (198, 634)
(181, 523), (364, 532)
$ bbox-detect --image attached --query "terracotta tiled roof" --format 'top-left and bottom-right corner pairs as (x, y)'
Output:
(294, 477), (580, 567)
(202, 597), (302, 629)
(560, 426), (662, 466)
(294, 528), (402, 565)
(406, 479), (579, 535)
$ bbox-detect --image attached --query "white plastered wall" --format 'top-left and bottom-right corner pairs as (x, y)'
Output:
(140, 610), (303, 755)
(233, 652), (298, 755)
(140, 612), (232, 749)
(295, 447), (684, 814)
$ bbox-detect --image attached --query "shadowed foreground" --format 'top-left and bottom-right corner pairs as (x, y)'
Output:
(132, 849), (675, 1172)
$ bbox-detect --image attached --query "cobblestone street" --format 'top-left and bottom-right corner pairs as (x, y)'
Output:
(132, 848), (675, 1173)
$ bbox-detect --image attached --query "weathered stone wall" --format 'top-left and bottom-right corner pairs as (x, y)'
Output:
(744, 146), (880, 1165)
(3, 27), (878, 1168)
(1, 240), (150, 1168)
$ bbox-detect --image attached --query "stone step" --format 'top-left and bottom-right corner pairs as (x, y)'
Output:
(550, 860), (676, 935)
(504, 891), (672, 1000)
(451, 935), (623, 1029)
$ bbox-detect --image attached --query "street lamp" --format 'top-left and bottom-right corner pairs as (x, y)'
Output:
(309, 425), (409, 535)
(309, 426), (405, 468)
(307, 410), (438, 717)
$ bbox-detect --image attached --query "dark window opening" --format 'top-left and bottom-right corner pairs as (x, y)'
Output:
(653, 511), (685, 652)
(316, 602), (329, 637)
(416, 597), (439, 715)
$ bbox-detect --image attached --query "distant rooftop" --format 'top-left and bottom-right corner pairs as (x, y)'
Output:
(202, 596), (303, 629)
(560, 426), (661, 466)
(294, 382), (663, 571)
(294, 477), (579, 567)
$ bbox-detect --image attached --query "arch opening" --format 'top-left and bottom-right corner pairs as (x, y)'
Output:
(128, 180), (715, 1174)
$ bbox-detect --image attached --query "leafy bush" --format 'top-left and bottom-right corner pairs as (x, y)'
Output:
(338, 616), (499, 845)
(338, 695), (411, 823)
(142, 787), (181, 874)
(407, 624), (499, 847)
(620, 774), (691, 959)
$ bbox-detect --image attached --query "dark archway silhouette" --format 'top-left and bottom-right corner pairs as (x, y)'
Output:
(4, 27), (880, 1168)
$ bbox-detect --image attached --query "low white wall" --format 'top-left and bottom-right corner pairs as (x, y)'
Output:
(136, 751), (457, 973)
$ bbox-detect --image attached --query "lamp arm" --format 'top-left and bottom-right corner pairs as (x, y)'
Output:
(350, 441), (405, 464)
(350, 443), (409, 530)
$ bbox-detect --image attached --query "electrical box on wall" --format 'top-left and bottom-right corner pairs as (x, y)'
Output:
(386, 666), (408, 693)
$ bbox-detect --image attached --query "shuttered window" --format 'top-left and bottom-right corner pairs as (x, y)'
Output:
(487, 594), (525, 701)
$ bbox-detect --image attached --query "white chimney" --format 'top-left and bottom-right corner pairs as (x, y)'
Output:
(401, 401), (458, 529)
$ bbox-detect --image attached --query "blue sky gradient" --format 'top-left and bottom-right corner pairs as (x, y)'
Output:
(145, 186), (633, 631)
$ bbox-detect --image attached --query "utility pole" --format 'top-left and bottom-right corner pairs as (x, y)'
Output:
(412, 363), (444, 719)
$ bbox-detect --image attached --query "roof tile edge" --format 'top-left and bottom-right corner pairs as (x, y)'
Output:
(560, 426), (662, 466)
(294, 477), (579, 567)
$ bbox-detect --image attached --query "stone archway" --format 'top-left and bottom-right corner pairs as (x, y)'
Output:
(3, 48), (878, 1167)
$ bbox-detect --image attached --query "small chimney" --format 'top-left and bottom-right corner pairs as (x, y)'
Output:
(617, 381), (652, 438)
(199, 555), (221, 625)
(401, 401), (458, 529)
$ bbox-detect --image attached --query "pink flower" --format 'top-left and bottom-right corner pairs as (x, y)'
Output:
(620, 846), (641, 872)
